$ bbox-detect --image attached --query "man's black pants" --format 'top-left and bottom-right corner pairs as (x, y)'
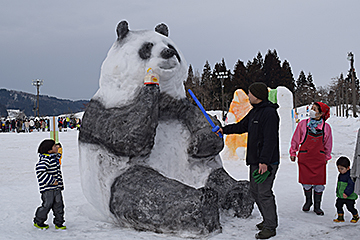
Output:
(250, 164), (279, 230)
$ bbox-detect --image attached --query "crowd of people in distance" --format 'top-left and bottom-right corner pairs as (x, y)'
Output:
(0, 116), (81, 133)
(57, 116), (81, 132)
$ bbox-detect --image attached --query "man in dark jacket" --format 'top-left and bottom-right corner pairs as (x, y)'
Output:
(217, 82), (280, 239)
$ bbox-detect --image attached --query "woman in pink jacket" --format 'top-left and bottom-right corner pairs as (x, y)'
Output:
(290, 102), (332, 215)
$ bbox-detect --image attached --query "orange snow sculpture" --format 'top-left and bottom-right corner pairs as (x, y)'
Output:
(224, 89), (252, 160)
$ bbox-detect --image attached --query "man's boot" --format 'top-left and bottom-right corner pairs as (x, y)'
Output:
(313, 191), (324, 215)
(255, 228), (276, 239)
(256, 221), (264, 230)
(302, 188), (312, 212)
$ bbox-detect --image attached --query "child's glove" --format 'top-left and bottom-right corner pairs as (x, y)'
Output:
(252, 169), (271, 184)
(144, 68), (159, 85)
(58, 147), (63, 165)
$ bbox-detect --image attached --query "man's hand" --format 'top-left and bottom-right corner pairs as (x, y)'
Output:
(343, 193), (348, 199)
(216, 128), (223, 135)
(252, 165), (271, 184)
(258, 163), (268, 174)
(290, 156), (296, 162)
(54, 180), (58, 186)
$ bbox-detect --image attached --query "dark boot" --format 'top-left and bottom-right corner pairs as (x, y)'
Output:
(255, 228), (276, 239)
(351, 214), (359, 223)
(333, 213), (344, 222)
(313, 191), (324, 215)
(302, 188), (313, 212)
(256, 221), (264, 230)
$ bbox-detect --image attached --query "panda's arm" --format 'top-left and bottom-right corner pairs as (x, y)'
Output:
(184, 102), (224, 158)
(79, 85), (159, 157)
(159, 94), (224, 158)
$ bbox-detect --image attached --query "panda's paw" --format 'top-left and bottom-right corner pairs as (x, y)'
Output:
(144, 68), (160, 85)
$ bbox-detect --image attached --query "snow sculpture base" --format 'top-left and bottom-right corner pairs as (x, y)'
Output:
(109, 165), (220, 235)
(205, 168), (253, 218)
(109, 165), (253, 236)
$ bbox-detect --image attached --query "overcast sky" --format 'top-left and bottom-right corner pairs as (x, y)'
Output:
(1, 0), (360, 100)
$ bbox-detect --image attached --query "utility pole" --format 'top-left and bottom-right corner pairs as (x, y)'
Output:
(345, 78), (349, 118)
(32, 79), (43, 117)
(341, 77), (345, 117)
(348, 52), (357, 117)
(215, 71), (228, 120)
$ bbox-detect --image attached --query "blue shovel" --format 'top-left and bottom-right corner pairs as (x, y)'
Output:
(188, 89), (223, 138)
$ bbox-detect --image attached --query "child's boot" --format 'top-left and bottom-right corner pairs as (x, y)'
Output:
(55, 224), (67, 230)
(302, 187), (313, 211)
(313, 191), (324, 215)
(34, 222), (49, 230)
(333, 213), (344, 222)
(350, 214), (359, 223)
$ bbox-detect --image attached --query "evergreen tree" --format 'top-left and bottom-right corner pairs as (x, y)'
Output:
(193, 69), (201, 91)
(345, 67), (359, 104)
(188, 50), (300, 109)
(263, 49), (281, 89)
(307, 72), (317, 102)
(316, 86), (333, 105)
(184, 64), (195, 103)
(199, 61), (212, 109)
(255, 52), (264, 70)
(295, 71), (317, 106)
(335, 73), (347, 116)
(295, 71), (307, 107)
(246, 52), (263, 84)
(280, 60), (295, 92)
(232, 59), (250, 93)
(184, 64), (202, 105)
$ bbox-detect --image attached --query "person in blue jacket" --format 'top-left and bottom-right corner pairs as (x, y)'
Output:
(333, 156), (359, 223)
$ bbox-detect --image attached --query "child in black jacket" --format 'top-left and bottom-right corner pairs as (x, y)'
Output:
(333, 156), (359, 223)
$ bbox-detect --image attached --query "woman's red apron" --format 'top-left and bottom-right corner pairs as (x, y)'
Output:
(297, 120), (326, 185)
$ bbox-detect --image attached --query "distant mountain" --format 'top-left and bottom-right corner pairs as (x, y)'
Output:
(0, 88), (89, 117)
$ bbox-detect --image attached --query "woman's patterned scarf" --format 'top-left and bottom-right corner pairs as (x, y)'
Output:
(307, 118), (323, 134)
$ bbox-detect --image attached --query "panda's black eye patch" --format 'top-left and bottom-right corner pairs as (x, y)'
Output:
(167, 44), (181, 63)
(139, 42), (154, 60)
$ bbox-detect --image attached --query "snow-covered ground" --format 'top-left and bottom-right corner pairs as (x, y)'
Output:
(1, 114), (360, 239)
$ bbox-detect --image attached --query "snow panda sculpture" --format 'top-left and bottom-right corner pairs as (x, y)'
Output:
(79, 20), (253, 236)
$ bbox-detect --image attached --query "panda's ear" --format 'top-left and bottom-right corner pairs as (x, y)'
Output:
(155, 23), (169, 37)
(116, 21), (129, 39)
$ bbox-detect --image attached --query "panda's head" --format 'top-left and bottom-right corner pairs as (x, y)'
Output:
(94, 20), (188, 108)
